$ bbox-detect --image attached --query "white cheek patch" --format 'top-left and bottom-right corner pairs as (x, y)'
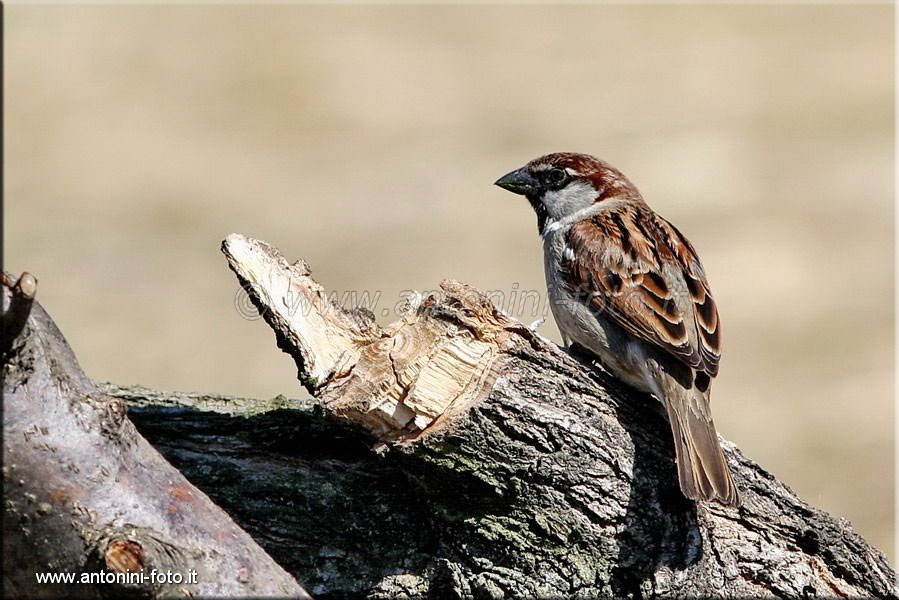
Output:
(542, 181), (598, 221)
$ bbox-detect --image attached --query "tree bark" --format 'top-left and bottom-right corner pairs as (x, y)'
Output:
(1, 272), (311, 599)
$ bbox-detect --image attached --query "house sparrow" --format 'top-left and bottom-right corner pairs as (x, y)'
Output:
(495, 152), (739, 506)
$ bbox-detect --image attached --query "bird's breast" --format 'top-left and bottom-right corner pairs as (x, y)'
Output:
(541, 228), (653, 393)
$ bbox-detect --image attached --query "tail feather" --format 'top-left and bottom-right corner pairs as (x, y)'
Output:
(662, 388), (740, 507)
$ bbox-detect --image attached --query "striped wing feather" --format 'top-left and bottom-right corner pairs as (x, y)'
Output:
(561, 205), (721, 377)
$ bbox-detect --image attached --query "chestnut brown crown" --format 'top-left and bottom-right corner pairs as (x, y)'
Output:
(496, 153), (639, 199)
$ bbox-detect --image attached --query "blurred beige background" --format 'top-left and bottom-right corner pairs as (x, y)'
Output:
(5, 5), (893, 561)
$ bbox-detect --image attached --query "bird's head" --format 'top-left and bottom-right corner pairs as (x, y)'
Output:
(494, 152), (640, 234)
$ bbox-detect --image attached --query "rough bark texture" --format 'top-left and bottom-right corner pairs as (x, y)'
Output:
(116, 377), (899, 600)
(1, 271), (311, 599)
(202, 233), (894, 599)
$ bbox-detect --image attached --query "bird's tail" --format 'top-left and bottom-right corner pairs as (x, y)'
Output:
(661, 383), (740, 507)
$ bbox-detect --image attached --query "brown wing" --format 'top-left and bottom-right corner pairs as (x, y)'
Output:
(560, 204), (721, 377)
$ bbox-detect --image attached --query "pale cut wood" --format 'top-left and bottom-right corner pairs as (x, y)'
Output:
(223, 233), (511, 442)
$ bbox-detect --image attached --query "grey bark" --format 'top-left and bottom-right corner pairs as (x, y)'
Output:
(114, 360), (896, 599)
(1, 272), (311, 599)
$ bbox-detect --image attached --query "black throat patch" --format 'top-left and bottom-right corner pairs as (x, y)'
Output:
(527, 195), (549, 235)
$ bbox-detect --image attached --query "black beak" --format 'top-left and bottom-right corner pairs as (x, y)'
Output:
(494, 168), (539, 196)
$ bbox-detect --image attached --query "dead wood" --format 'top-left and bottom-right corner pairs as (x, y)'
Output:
(4, 231), (894, 600)
(1, 270), (311, 599)
(197, 233), (894, 599)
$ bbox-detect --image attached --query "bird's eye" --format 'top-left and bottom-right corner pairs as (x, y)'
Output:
(546, 168), (568, 186)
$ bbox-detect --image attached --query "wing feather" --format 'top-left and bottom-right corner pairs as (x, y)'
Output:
(560, 206), (721, 377)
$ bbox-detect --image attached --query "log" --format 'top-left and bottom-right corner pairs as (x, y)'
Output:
(182, 233), (889, 599)
(4, 230), (895, 599)
(1, 271), (311, 599)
